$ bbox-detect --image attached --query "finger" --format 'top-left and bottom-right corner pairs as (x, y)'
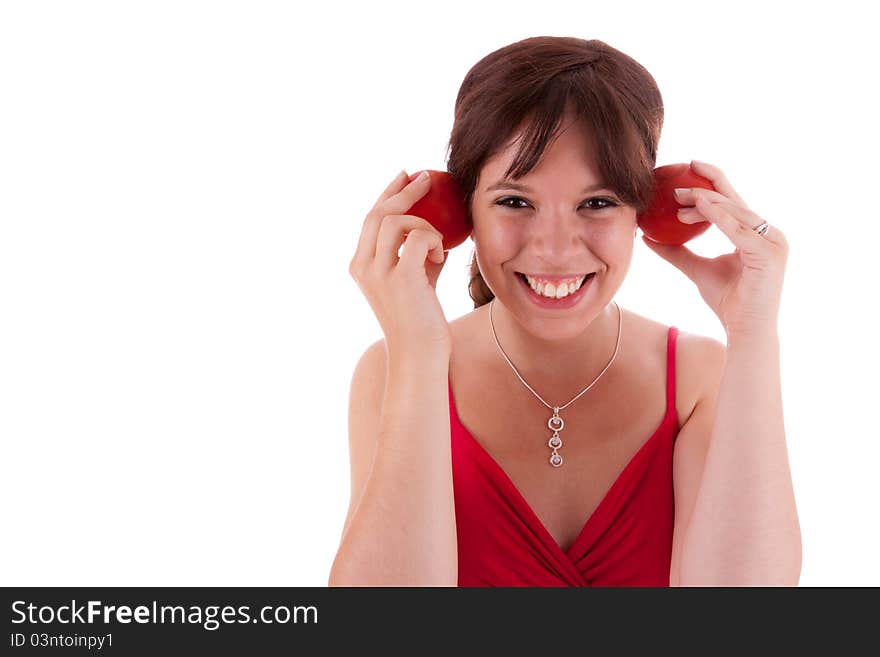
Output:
(359, 171), (432, 263)
(370, 169), (410, 212)
(376, 170), (432, 218)
(688, 160), (749, 209)
(363, 170), (410, 248)
(673, 186), (744, 209)
(351, 170), (411, 273)
(355, 170), (431, 267)
(682, 197), (786, 248)
(675, 207), (710, 225)
(425, 250), (450, 288)
(693, 196), (771, 253)
(375, 214), (444, 272)
(397, 227), (445, 277)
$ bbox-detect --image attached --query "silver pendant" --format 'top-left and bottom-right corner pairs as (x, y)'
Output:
(548, 407), (564, 467)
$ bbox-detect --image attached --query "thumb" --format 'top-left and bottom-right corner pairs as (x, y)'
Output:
(641, 234), (701, 279)
(425, 250), (448, 289)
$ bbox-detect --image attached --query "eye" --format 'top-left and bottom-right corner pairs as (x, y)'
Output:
(496, 196), (530, 209)
(584, 197), (618, 210)
(495, 196), (619, 211)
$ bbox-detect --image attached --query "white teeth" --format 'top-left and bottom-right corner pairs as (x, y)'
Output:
(522, 273), (588, 299)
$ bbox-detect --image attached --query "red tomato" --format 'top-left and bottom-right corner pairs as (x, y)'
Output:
(406, 169), (472, 250)
(638, 163), (716, 245)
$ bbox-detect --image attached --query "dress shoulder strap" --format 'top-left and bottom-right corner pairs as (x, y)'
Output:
(666, 326), (679, 428)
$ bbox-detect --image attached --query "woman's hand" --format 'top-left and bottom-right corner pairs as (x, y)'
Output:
(349, 170), (452, 357)
(641, 160), (789, 340)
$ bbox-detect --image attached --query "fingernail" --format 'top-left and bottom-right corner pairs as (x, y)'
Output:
(418, 170), (430, 182)
(674, 187), (690, 198)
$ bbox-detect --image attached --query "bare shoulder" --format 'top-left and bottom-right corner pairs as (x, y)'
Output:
(448, 308), (477, 334)
(447, 308), (483, 356)
(675, 328), (727, 367)
(338, 337), (388, 545)
(619, 307), (726, 423)
(348, 336), (388, 446)
(353, 337), (387, 380)
(674, 327), (727, 417)
(349, 338), (388, 416)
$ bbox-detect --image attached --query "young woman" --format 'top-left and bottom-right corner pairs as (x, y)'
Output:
(330, 36), (800, 587)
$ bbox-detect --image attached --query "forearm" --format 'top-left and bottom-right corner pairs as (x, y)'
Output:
(680, 331), (802, 586)
(329, 355), (457, 586)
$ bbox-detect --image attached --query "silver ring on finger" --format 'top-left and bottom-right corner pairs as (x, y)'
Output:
(754, 220), (770, 237)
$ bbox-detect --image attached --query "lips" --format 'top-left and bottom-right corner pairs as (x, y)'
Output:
(516, 272), (592, 282)
(515, 270), (595, 308)
(515, 272), (591, 292)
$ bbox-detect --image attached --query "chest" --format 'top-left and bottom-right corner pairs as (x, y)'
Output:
(449, 326), (686, 554)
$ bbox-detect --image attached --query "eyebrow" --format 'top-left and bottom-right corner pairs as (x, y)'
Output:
(486, 180), (613, 194)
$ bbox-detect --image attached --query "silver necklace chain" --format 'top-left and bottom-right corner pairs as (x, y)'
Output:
(488, 297), (623, 467)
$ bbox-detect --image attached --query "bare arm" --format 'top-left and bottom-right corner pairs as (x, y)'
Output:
(679, 331), (802, 585)
(328, 341), (457, 586)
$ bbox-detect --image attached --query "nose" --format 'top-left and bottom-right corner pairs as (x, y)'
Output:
(529, 208), (585, 261)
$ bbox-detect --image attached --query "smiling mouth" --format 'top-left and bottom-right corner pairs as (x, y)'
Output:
(515, 272), (593, 285)
(515, 271), (595, 298)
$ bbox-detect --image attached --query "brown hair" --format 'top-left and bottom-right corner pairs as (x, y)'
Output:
(443, 36), (664, 308)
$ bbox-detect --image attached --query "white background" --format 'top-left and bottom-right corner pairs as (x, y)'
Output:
(1, 0), (876, 586)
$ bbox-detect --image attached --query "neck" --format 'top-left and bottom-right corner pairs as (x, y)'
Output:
(487, 299), (620, 400)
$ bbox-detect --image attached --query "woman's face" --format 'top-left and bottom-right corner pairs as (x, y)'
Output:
(471, 117), (638, 341)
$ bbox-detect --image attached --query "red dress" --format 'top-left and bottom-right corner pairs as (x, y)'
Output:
(448, 326), (680, 587)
